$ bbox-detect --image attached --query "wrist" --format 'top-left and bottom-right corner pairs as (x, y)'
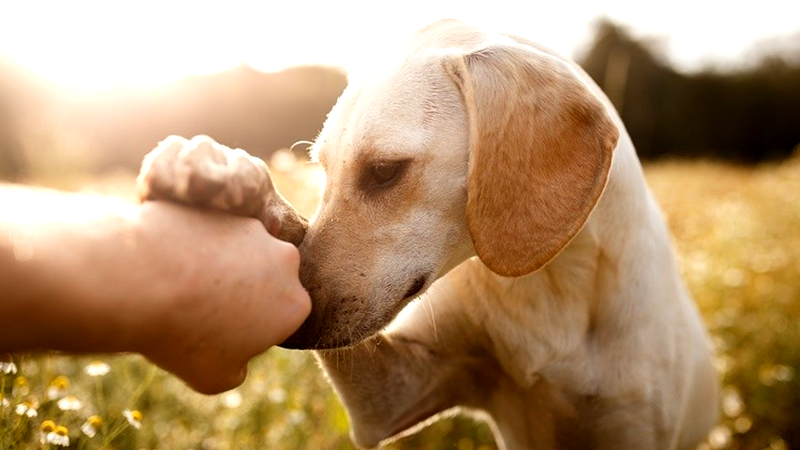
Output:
(121, 202), (217, 358)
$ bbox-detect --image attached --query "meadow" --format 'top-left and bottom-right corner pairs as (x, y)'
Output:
(2, 152), (799, 450)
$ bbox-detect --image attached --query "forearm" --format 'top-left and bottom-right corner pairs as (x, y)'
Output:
(1, 182), (311, 393)
(0, 185), (159, 354)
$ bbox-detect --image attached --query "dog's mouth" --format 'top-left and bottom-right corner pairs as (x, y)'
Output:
(280, 273), (432, 350)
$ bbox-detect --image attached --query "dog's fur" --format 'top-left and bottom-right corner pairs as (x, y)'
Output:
(139, 19), (718, 450)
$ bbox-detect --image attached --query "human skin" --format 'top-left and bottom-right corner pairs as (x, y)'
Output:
(0, 184), (310, 394)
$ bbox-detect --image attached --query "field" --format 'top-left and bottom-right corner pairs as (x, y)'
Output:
(2, 154), (799, 450)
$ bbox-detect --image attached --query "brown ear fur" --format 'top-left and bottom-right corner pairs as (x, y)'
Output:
(445, 45), (619, 277)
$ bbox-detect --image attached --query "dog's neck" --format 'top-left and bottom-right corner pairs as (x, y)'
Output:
(403, 138), (687, 449)
(442, 134), (678, 385)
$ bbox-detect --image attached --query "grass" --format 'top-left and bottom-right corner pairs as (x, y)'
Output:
(2, 153), (799, 449)
(646, 157), (800, 450)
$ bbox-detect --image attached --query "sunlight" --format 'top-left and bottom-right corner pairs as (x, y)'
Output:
(0, 3), (348, 90)
(3, 41), (232, 90)
(2, 1), (799, 89)
(1, 4), (229, 89)
(0, 184), (136, 227)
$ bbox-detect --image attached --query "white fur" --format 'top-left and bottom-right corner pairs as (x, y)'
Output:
(304, 20), (719, 449)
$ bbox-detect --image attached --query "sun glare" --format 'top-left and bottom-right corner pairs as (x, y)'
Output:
(2, 1), (799, 90)
(4, 44), (229, 90)
(1, 4), (250, 89)
(0, 3), (349, 90)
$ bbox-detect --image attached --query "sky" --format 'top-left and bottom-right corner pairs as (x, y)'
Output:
(1, 0), (798, 90)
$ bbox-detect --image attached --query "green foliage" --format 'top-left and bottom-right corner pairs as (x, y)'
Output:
(579, 20), (800, 163)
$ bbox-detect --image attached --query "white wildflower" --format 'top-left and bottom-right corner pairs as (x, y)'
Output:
(47, 375), (70, 400)
(57, 395), (83, 411)
(123, 409), (143, 429)
(84, 361), (110, 377)
(0, 361), (17, 375)
(40, 420), (56, 445)
(81, 415), (102, 438)
(15, 401), (38, 418)
(50, 426), (70, 447)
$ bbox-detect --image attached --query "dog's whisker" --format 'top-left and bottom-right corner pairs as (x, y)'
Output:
(289, 140), (315, 153)
(417, 294), (439, 344)
(423, 295), (439, 344)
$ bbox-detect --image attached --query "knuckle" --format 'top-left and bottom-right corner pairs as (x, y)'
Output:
(183, 135), (228, 164)
(137, 136), (187, 201)
(226, 154), (271, 216)
(176, 136), (230, 203)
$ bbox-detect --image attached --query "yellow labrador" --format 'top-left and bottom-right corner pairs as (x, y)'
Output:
(138, 19), (718, 450)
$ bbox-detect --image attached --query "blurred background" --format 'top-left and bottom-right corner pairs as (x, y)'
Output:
(1, 1), (799, 449)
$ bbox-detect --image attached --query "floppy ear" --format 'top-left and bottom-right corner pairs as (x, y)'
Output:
(444, 44), (619, 277)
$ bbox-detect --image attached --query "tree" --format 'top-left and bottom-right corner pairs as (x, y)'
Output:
(579, 19), (800, 162)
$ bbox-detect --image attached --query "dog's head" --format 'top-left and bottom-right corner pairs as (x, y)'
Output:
(282, 19), (619, 349)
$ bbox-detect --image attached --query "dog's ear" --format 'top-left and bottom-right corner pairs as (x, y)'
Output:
(444, 44), (619, 277)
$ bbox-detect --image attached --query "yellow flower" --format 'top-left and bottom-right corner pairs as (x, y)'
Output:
(39, 420), (56, 444)
(84, 361), (111, 377)
(47, 375), (70, 400)
(13, 376), (30, 395)
(41, 420), (56, 432)
(0, 395), (9, 407)
(81, 415), (102, 438)
(123, 409), (143, 429)
(51, 375), (70, 388)
(57, 394), (83, 411)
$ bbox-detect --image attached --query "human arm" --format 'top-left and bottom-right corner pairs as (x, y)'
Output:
(0, 184), (310, 394)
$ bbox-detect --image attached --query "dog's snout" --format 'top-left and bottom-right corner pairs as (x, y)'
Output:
(403, 275), (428, 299)
(278, 321), (315, 349)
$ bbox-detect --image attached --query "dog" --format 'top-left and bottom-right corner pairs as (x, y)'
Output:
(138, 19), (718, 450)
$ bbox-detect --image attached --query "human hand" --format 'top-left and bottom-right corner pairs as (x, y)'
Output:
(137, 135), (307, 246)
(0, 185), (309, 395)
(132, 202), (311, 394)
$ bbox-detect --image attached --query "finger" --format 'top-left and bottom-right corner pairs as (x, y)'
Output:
(136, 135), (187, 202)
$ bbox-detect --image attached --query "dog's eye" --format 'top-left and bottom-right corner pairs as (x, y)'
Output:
(372, 162), (401, 185)
(360, 160), (409, 192)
